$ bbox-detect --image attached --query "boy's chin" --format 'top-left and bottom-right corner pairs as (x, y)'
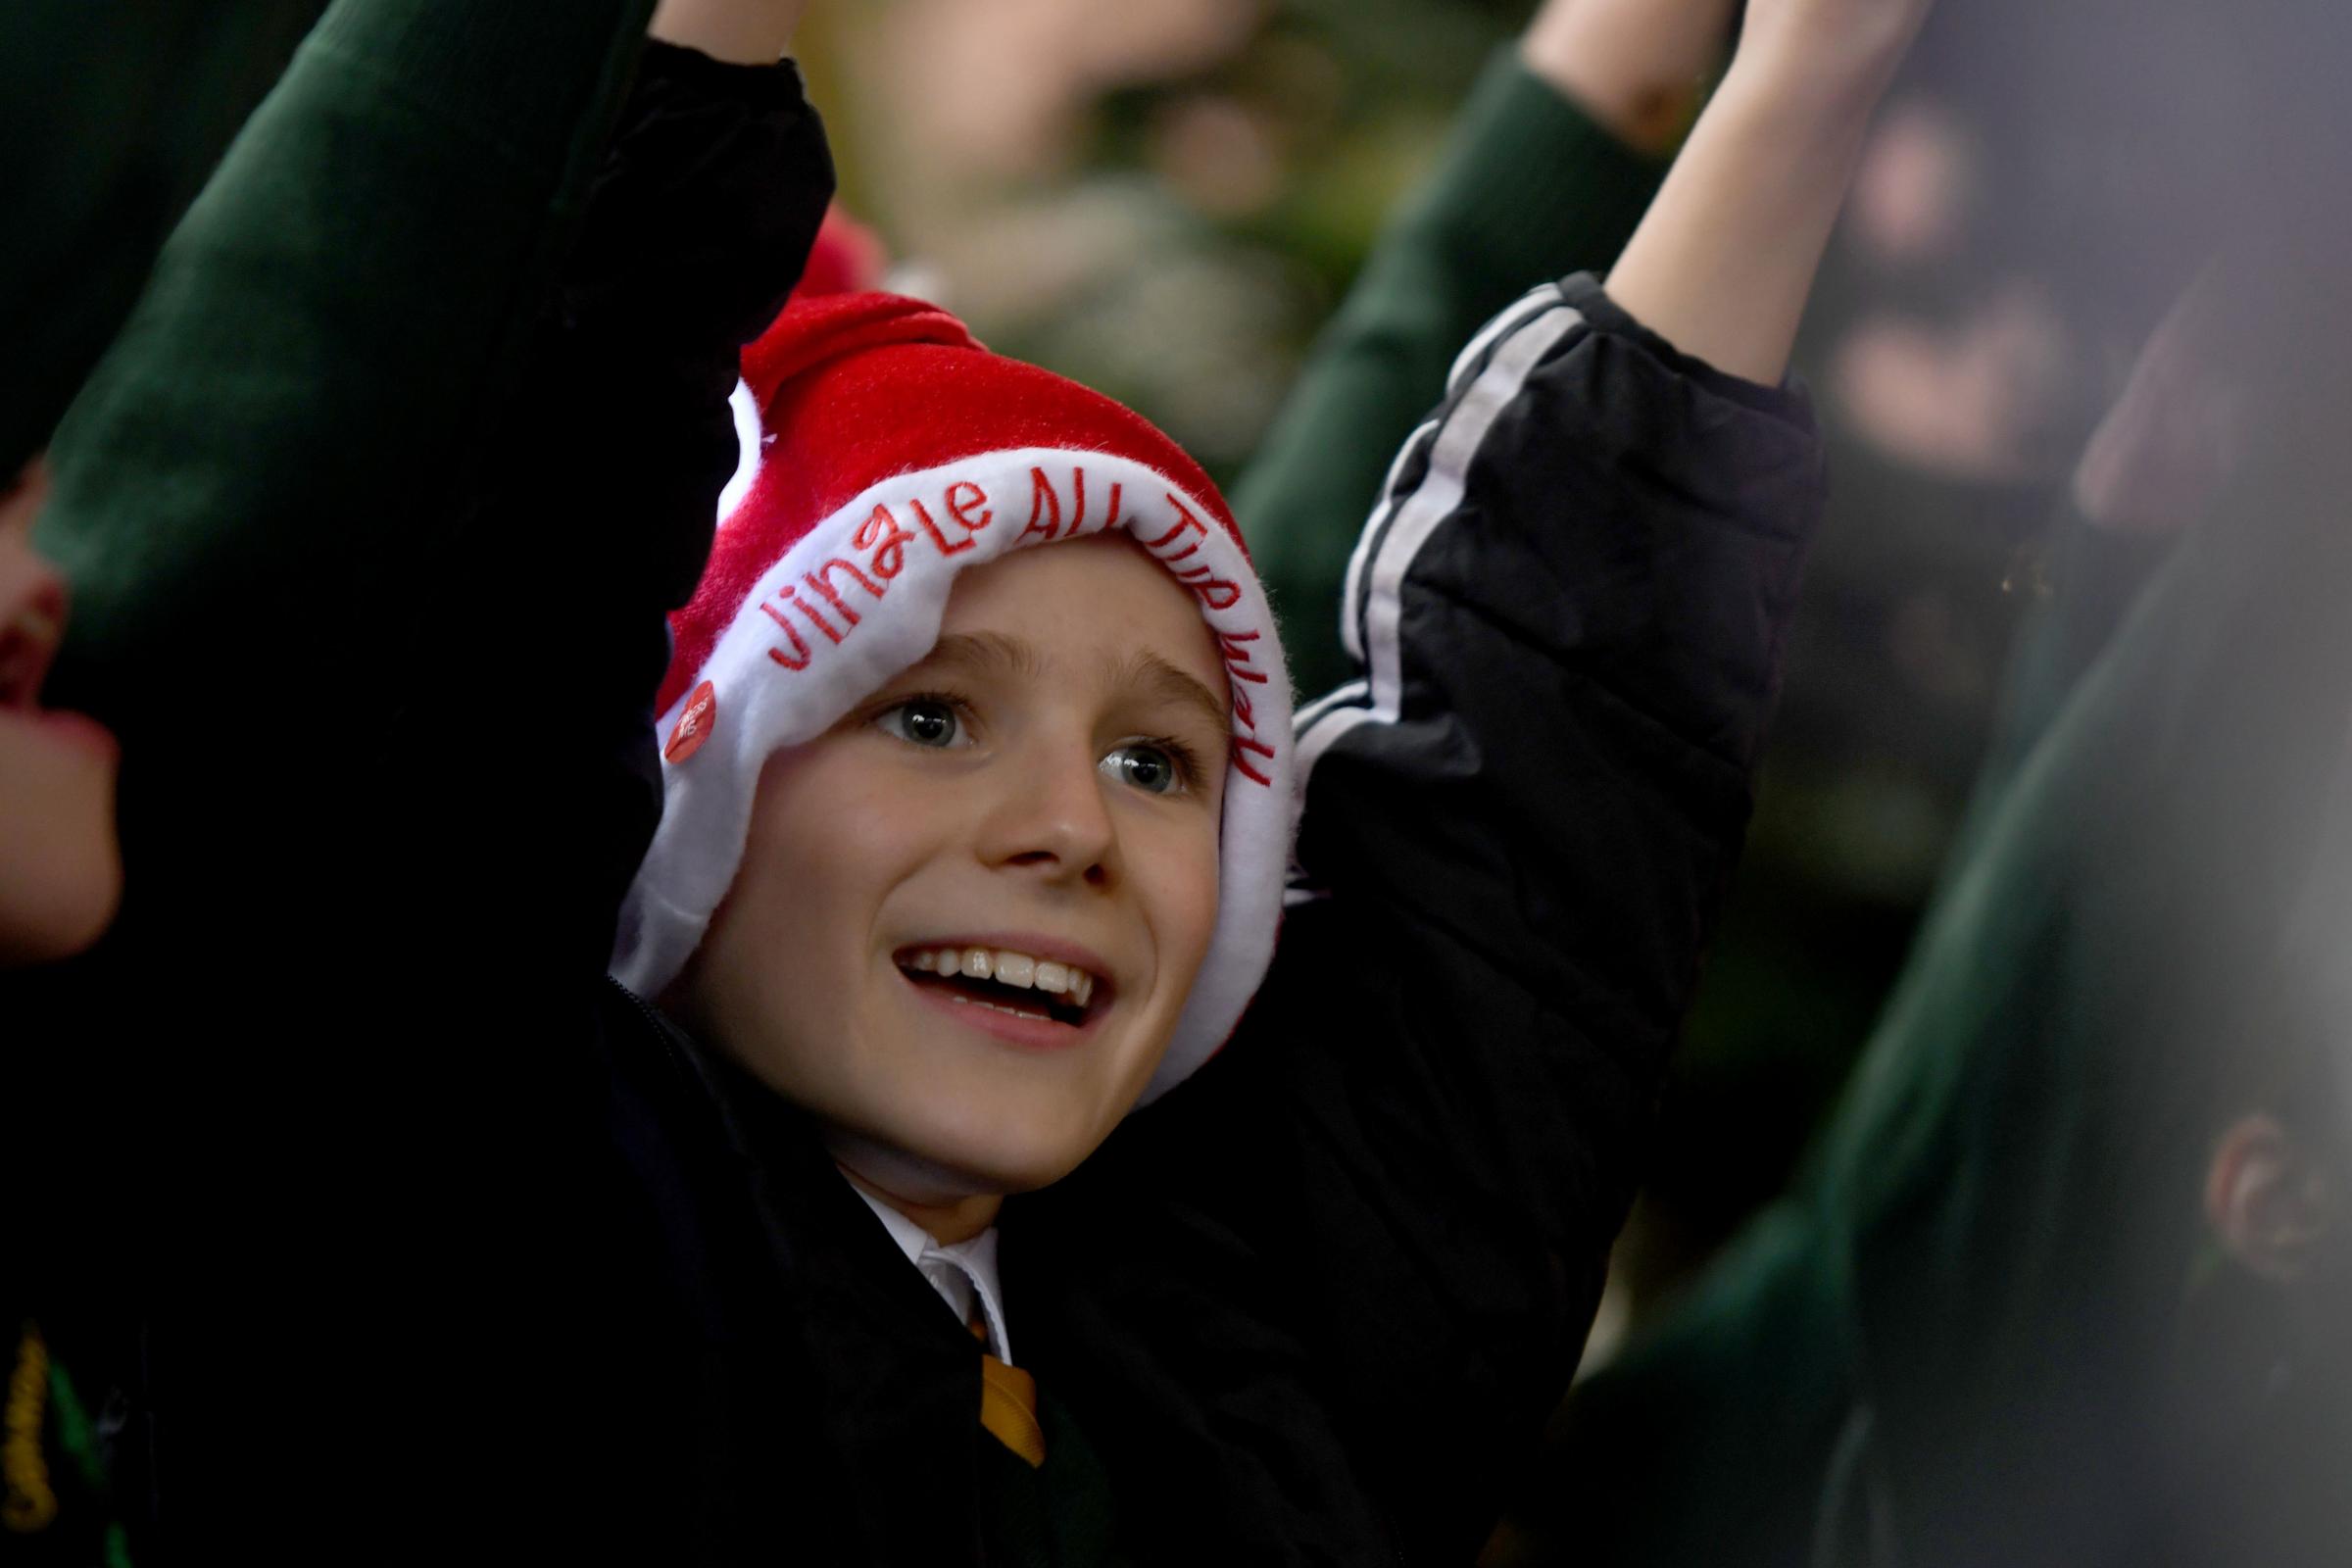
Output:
(829, 1112), (1109, 1207)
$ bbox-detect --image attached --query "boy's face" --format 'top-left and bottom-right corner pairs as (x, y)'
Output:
(674, 532), (1231, 1202)
(0, 460), (122, 968)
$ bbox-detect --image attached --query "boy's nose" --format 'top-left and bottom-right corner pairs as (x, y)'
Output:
(974, 739), (1118, 890)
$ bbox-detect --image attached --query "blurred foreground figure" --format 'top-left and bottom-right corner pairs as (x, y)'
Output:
(4, 6), (320, 1556)
(1511, 8), (2352, 1564)
(3, 1), (332, 970)
(8, 0), (803, 1557)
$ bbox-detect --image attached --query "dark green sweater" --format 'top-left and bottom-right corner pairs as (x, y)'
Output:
(1, 2), (328, 477)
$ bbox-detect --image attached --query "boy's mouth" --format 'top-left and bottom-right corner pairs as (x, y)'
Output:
(895, 945), (1101, 1029)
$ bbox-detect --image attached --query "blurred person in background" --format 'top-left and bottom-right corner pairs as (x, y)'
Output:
(1494, 5), (2352, 1564)
(2, 0), (339, 974)
(5, 4), (327, 1556)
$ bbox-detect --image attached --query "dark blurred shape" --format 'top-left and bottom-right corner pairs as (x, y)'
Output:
(1499, 2), (2352, 1562)
(1511, 368), (2352, 1568)
(0, 1), (327, 474)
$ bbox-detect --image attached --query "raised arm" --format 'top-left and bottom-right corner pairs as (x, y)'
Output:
(1234, 0), (1735, 697)
(1607, 0), (1935, 381)
(38, 0), (831, 1033)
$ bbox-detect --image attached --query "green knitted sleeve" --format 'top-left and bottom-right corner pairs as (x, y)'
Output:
(38, 0), (653, 735)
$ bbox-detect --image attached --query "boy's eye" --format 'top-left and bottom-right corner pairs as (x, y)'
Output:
(1101, 743), (1185, 796)
(877, 698), (969, 749)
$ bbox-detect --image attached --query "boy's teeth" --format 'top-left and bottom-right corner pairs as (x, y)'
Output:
(902, 946), (1096, 1007)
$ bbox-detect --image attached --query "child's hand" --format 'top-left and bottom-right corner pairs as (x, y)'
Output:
(1521, 0), (1741, 154)
(650, 0), (812, 65)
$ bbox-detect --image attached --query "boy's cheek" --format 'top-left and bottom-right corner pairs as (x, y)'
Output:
(1146, 830), (1225, 997)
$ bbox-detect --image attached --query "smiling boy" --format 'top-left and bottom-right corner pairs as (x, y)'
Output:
(668, 533), (1235, 1226)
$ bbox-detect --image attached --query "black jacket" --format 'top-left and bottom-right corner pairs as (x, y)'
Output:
(23, 17), (1822, 1564)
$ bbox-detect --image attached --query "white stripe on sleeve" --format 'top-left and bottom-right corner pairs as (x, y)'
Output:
(1300, 302), (1586, 780)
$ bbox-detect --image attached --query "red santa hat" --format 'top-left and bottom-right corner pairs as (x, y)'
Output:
(612, 292), (1296, 1102)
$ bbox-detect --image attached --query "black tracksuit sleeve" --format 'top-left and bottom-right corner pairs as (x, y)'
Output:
(1267, 272), (1821, 1557)
(1038, 274), (1824, 1564)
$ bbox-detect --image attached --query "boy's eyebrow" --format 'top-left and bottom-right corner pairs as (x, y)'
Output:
(906, 632), (1229, 733)
(1107, 649), (1230, 735)
(910, 631), (1046, 682)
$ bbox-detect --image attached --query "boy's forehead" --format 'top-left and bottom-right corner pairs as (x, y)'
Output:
(926, 534), (1231, 715)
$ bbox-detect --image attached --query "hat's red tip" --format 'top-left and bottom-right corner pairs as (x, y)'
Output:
(743, 291), (978, 409)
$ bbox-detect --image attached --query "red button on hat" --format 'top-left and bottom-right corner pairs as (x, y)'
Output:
(663, 681), (718, 764)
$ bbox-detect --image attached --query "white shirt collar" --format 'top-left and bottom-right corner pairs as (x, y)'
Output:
(848, 1181), (1013, 1365)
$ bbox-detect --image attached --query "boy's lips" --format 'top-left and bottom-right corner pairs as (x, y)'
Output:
(891, 932), (1117, 1048)
(898, 971), (1105, 1051)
